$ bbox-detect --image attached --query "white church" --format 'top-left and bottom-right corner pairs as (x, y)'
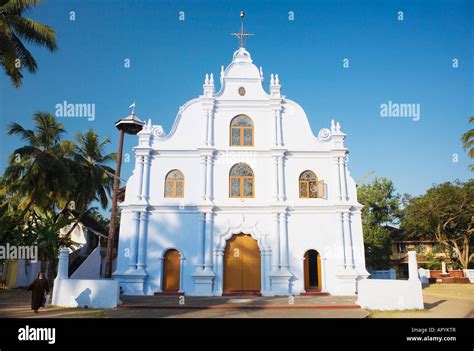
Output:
(113, 19), (370, 297)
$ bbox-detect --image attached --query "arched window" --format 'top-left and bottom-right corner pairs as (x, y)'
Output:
(229, 163), (254, 198)
(299, 170), (320, 198)
(230, 115), (254, 146)
(164, 170), (184, 198)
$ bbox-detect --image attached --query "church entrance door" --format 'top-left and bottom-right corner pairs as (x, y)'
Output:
(304, 249), (322, 290)
(223, 234), (261, 294)
(163, 249), (180, 292)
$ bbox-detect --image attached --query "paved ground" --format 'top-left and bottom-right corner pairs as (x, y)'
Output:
(0, 289), (367, 318)
(0, 289), (106, 318)
(1, 284), (472, 318)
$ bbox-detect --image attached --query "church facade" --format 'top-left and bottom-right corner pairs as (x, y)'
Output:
(113, 45), (370, 297)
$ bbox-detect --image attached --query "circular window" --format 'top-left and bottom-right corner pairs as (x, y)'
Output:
(238, 87), (246, 96)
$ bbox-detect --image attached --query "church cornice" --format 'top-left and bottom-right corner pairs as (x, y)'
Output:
(136, 204), (361, 214)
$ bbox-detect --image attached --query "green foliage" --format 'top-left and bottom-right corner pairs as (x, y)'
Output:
(402, 180), (474, 269)
(461, 117), (474, 171)
(0, 0), (57, 87)
(361, 224), (392, 269)
(358, 177), (402, 269)
(421, 252), (442, 270)
(0, 113), (115, 278)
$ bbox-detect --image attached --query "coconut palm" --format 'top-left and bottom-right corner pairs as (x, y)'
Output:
(4, 112), (74, 218)
(62, 130), (116, 236)
(0, 0), (57, 87)
(72, 130), (116, 211)
(461, 117), (474, 171)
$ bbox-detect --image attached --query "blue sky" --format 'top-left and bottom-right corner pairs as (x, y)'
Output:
(1, 0), (473, 207)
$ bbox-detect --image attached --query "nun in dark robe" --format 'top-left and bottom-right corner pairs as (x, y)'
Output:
(27, 272), (50, 313)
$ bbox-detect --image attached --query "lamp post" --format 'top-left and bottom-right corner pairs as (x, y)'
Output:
(105, 110), (144, 278)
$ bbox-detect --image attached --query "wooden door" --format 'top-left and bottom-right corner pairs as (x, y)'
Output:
(224, 234), (261, 292)
(163, 249), (180, 291)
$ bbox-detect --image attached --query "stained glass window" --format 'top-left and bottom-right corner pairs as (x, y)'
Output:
(243, 178), (253, 197)
(230, 115), (253, 146)
(164, 170), (184, 198)
(229, 163), (254, 198)
(299, 170), (318, 198)
(231, 178), (241, 197)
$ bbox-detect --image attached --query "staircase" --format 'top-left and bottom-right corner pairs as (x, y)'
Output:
(300, 288), (330, 296)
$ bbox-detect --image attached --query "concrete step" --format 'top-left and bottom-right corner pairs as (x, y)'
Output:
(118, 295), (364, 312)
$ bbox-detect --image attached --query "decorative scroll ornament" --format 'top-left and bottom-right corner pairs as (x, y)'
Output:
(153, 125), (165, 137)
(318, 128), (331, 141)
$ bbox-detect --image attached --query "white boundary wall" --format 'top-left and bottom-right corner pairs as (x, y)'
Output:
(357, 251), (424, 310)
(52, 248), (120, 309)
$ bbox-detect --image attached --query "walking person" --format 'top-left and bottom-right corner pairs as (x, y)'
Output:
(27, 272), (50, 313)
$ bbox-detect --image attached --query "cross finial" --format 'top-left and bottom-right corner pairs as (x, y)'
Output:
(231, 11), (253, 48)
(129, 101), (136, 115)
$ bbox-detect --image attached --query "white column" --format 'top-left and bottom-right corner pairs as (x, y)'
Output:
(214, 250), (224, 295)
(197, 213), (206, 267)
(277, 156), (285, 201)
(322, 256), (327, 291)
(335, 157), (342, 201)
(272, 213), (281, 269)
(261, 251), (266, 292)
(273, 156), (279, 201)
(208, 110), (214, 146)
(200, 156), (207, 200)
(343, 212), (354, 268)
(279, 212), (289, 269)
(278, 111), (283, 146)
(205, 155), (213, 201)
(179, 256), (185, 292)
(57, 248), (69, 279)
(128, 211), (140, 270)
(408, 251), (419, 281)
(136, 156), (144, 201)
(204, 110), (210, 145)
(341, 156), (348, 201)
(274, 111), (279, 146)
(338, 211), (346, 268)
(157, 257), (164, 291)
(137, 211), (149, 270)
(141, 154), (151, 201)
(204, 212), (213, 268)
(264, 251), (271, 292)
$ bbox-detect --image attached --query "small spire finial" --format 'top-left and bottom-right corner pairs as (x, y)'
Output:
(231, 11), (254, 48)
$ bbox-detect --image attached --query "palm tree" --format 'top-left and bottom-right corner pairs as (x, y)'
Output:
(461, 117), (474, 171)
(73, 130), (116, 210)
(4, 112), (74, 220)
(0, 0), (57, 87)
(63, 130), (116, 236)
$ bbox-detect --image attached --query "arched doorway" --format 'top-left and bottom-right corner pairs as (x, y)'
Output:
(162, 249), (180, 292)
(304, 250), (322, 291)
(224, 234), (261, 294)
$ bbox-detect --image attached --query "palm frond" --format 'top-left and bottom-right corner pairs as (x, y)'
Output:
(0, 0), (42, 15)
(11, 32), (37, 72)
(8, 15), (57, 51)
(7, 122), (35, 143)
